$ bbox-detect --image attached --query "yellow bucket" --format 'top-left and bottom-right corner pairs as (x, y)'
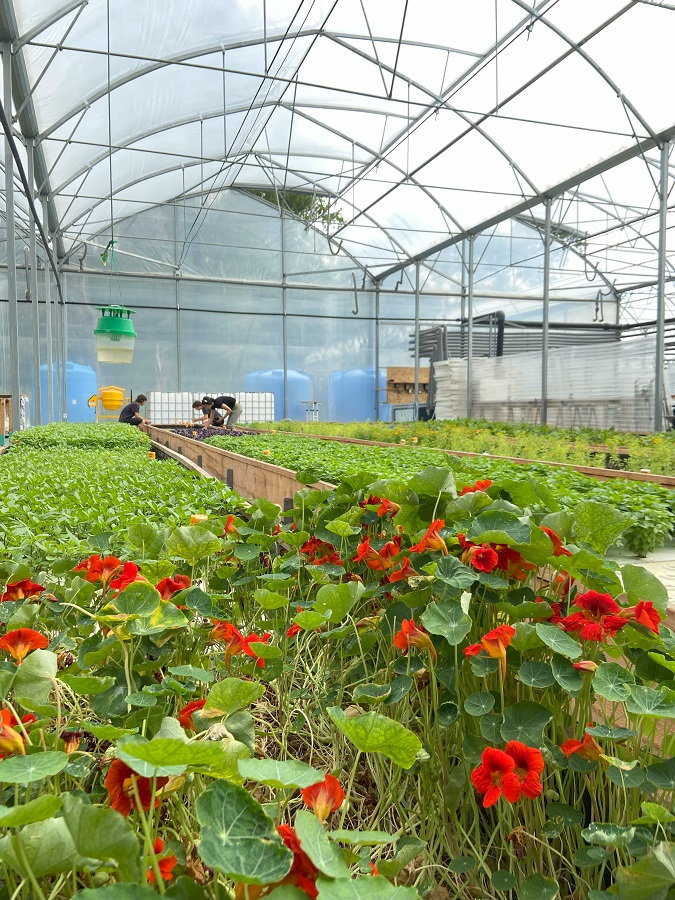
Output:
(100, 386), (126, 411)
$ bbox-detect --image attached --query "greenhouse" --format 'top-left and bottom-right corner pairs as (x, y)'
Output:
(0, 3), (675, 899)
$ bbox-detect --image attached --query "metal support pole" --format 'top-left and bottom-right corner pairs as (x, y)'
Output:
(42, 197), (54, 422)
(61, 295), (67, 417)
(26, 139), (41, 425)
(174, 202), (182, 390)
(654, 140), (670, 432)
(375, 282), (380, 420)
(53, 236), (64, 420)
(542, 199), (552, 425)
(281, 212), (288, 419)
(460, 240), (466, 359)
(414, 261), (420, 417)
(466, 236), (474, 418)
(3, 43), (20, 432)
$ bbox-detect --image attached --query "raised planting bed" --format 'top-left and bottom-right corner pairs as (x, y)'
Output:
(0, 423), (674, 900)
(254, 418), (675, 477)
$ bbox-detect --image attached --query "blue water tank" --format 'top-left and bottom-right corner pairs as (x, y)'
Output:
(327, 368), (390, 422)
(40, 362), (97, 423)
(244, 369), (313, 421)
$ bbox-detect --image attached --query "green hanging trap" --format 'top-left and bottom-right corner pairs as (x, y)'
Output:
(94, 305), (136, 363)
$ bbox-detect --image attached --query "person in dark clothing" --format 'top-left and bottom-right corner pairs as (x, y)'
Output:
(119, 394), (150, 427)
(192, 395), (243, 429)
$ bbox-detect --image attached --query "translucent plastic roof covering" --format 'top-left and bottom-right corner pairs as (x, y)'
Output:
(2, 0), (674, 312)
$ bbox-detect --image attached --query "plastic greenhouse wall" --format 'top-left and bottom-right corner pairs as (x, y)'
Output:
(0, 190), (619, 424)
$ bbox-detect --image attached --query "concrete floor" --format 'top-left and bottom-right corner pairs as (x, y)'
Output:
(608, 538), (675, 623)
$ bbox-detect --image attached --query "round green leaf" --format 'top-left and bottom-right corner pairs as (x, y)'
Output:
(518, 873), (559, 900)
(0, 795), (62, 827)
(327, 707), (422, 769)
(534, 624), (582, 660)
(448, 855), (475, 873)
(254, 589), (290, 610)
(500, 701), (552, 746)
(314, 875), (421, 900)
(113, 581), (161, 616)
(464, 692), (495, 717)
(592, 663), (635, 702)
(204, 677), (265, 718)
(421, 600), (471, 646)
(518, 661), (555, 689)
(550, 655), (583, 697)
(294, 810), (350, 879)
(0, 751), (68, 783)
(238, 758), (325, 789)
(491, 870), (517, 891)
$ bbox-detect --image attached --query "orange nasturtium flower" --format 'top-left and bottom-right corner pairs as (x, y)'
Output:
(147, 837), (178, 883)
(73, 554), (122, 588)
(459, 479), (493, 496)
(560, 591), (627, 643)
(560, 731), (603, 763)
(393, 619), (437, 662)
(301, 774), (346, 822)
(470, 747), (522, 808)
(387, 557), (419, 583)
(352, 536), (397, 571)
(0, 629), (49, 664)
(0, 709), (30, 757)
(210, 621), (272, 669)
(539, 526), (573, 558)
(0, 578), (44, 602)
(109, 562), (148, 593)
(104, 758), (169, 817)
(377, 498), (401, 518)
(506, 741), (545, 799)
(463, 624), (515, 677)
(177, 699), (206, 730)
(409, 519), (448, 555)
(618, 600), (661, 634)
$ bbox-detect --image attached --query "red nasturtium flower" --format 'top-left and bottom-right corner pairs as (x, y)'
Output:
(104, 758), (169, 817)
(301, 537), (343, 566)
(147, 837), (178, 883)
(618, 600), (661, 634)
(277, 824), (320, 898)
(210, 621), (272, 669)
(505, 741), (545, 799)
(393, 619), (437, 662)
(377, 498), (401, 518)
(177, 699), (206, 730)
(358, 494), (382, 508)
(409, 519), (448, 555)
(464, 542), (499, 573)
(287, 608), (304, 638)
(73, 554), (122, 588)
(110, 561), (147, 593)
(560, 731), (603, 762)
(0, 579), (44, 602)
(0, 628), (49, 664)
(493, 545), (536, 582)
(471, 747), (522, 808)
(573, 660), (598, 673)
(387, 557), (418, 583)
(352, 536), (395, 571)
(560, 591), (627, 642)
(459, 479), (493, 496)
(539, 526), (573, 558)
(155, 574), (191, 600)
(224, 515), (239, 535)
(464, 625), (515, 677)
(301, 774), (346, 822)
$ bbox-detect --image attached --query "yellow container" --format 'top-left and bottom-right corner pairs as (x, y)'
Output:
(148, 451), (156, 459)
(190, 514), (209, 526)
(100, 386), (126, 411)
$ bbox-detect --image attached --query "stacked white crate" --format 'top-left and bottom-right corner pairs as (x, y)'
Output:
(433, 361), (466, 419)
(146, 392), (274, 424)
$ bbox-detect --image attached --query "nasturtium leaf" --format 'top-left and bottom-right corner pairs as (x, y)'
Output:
(314, 581), (365, 624)
(83, 722), (138, 740)
(534, 624), (582, 659)
(254, 588), (290, 610)
(407, 467), (456, 499)
(605, 764), (645, 788)
(614, 842), (675, 900)
(491, 869), (517, 891)
(645, 757), (675, 790)
(167, 525), (222, 566)
(13, 648), (58, 708)
(573, 847), (613, 868)
(62, 793), (142, 883)
(500, 701), (552, 746)
(593, 663), (636, 702)
(571, 500), (633, 554)
(497, 601), (553, 621)
(582, 823), (635, 848)
(517, 873), (559, 900)
(467, 510), (531, 546)
(168, 665), (214, 682)
(75, 887), (158, 900)
(625, 686), (675, 718)
(0, 817), (80, 878)
(480, 714), (503, 744)
(119, 737), (250, 779)
(125, 691), (157, 707)
(586, 724), (637, 741)
(546, 802), (584, 826)
(329, 830), (394, 845)
(204, 677), (265, 717)
(0, 795), (62, 827)
(464, 692), (495, 717)
(296, 470), (323, 485)
(127, 523), (168, 557)
(196, 780), (292, 884)
(294, 810), (350, 879)
(0, 751), (68, 783)
(518, 661), (555, 689)
(315, 876), (422, 900)
(385, 674), (413, 705)
(59, 673), (116, 696)
(621, 564), (669, 614)
(352, 684), (391, 704)
(437, 701), (459, 728)
(127, 600), (188, 635)
(185, 587), (217, 617)
(294, 610), (329, 630)
(421, 601), (471, 646)
(0, 664), (16, 701)
(448, 855), (475, 873)
(238, 758), (325, 789)
(433, 556), (477, 591)
(550, 655), (583, 697)
(6, 602), (40, 630)
(138, 560), (176, 584)
(469, 655), (500, 677)
(113, 581), (161, 617)
(327, 707), (422, 769)
(632, 802), (675, 825)
(234, 545), (260, 562)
